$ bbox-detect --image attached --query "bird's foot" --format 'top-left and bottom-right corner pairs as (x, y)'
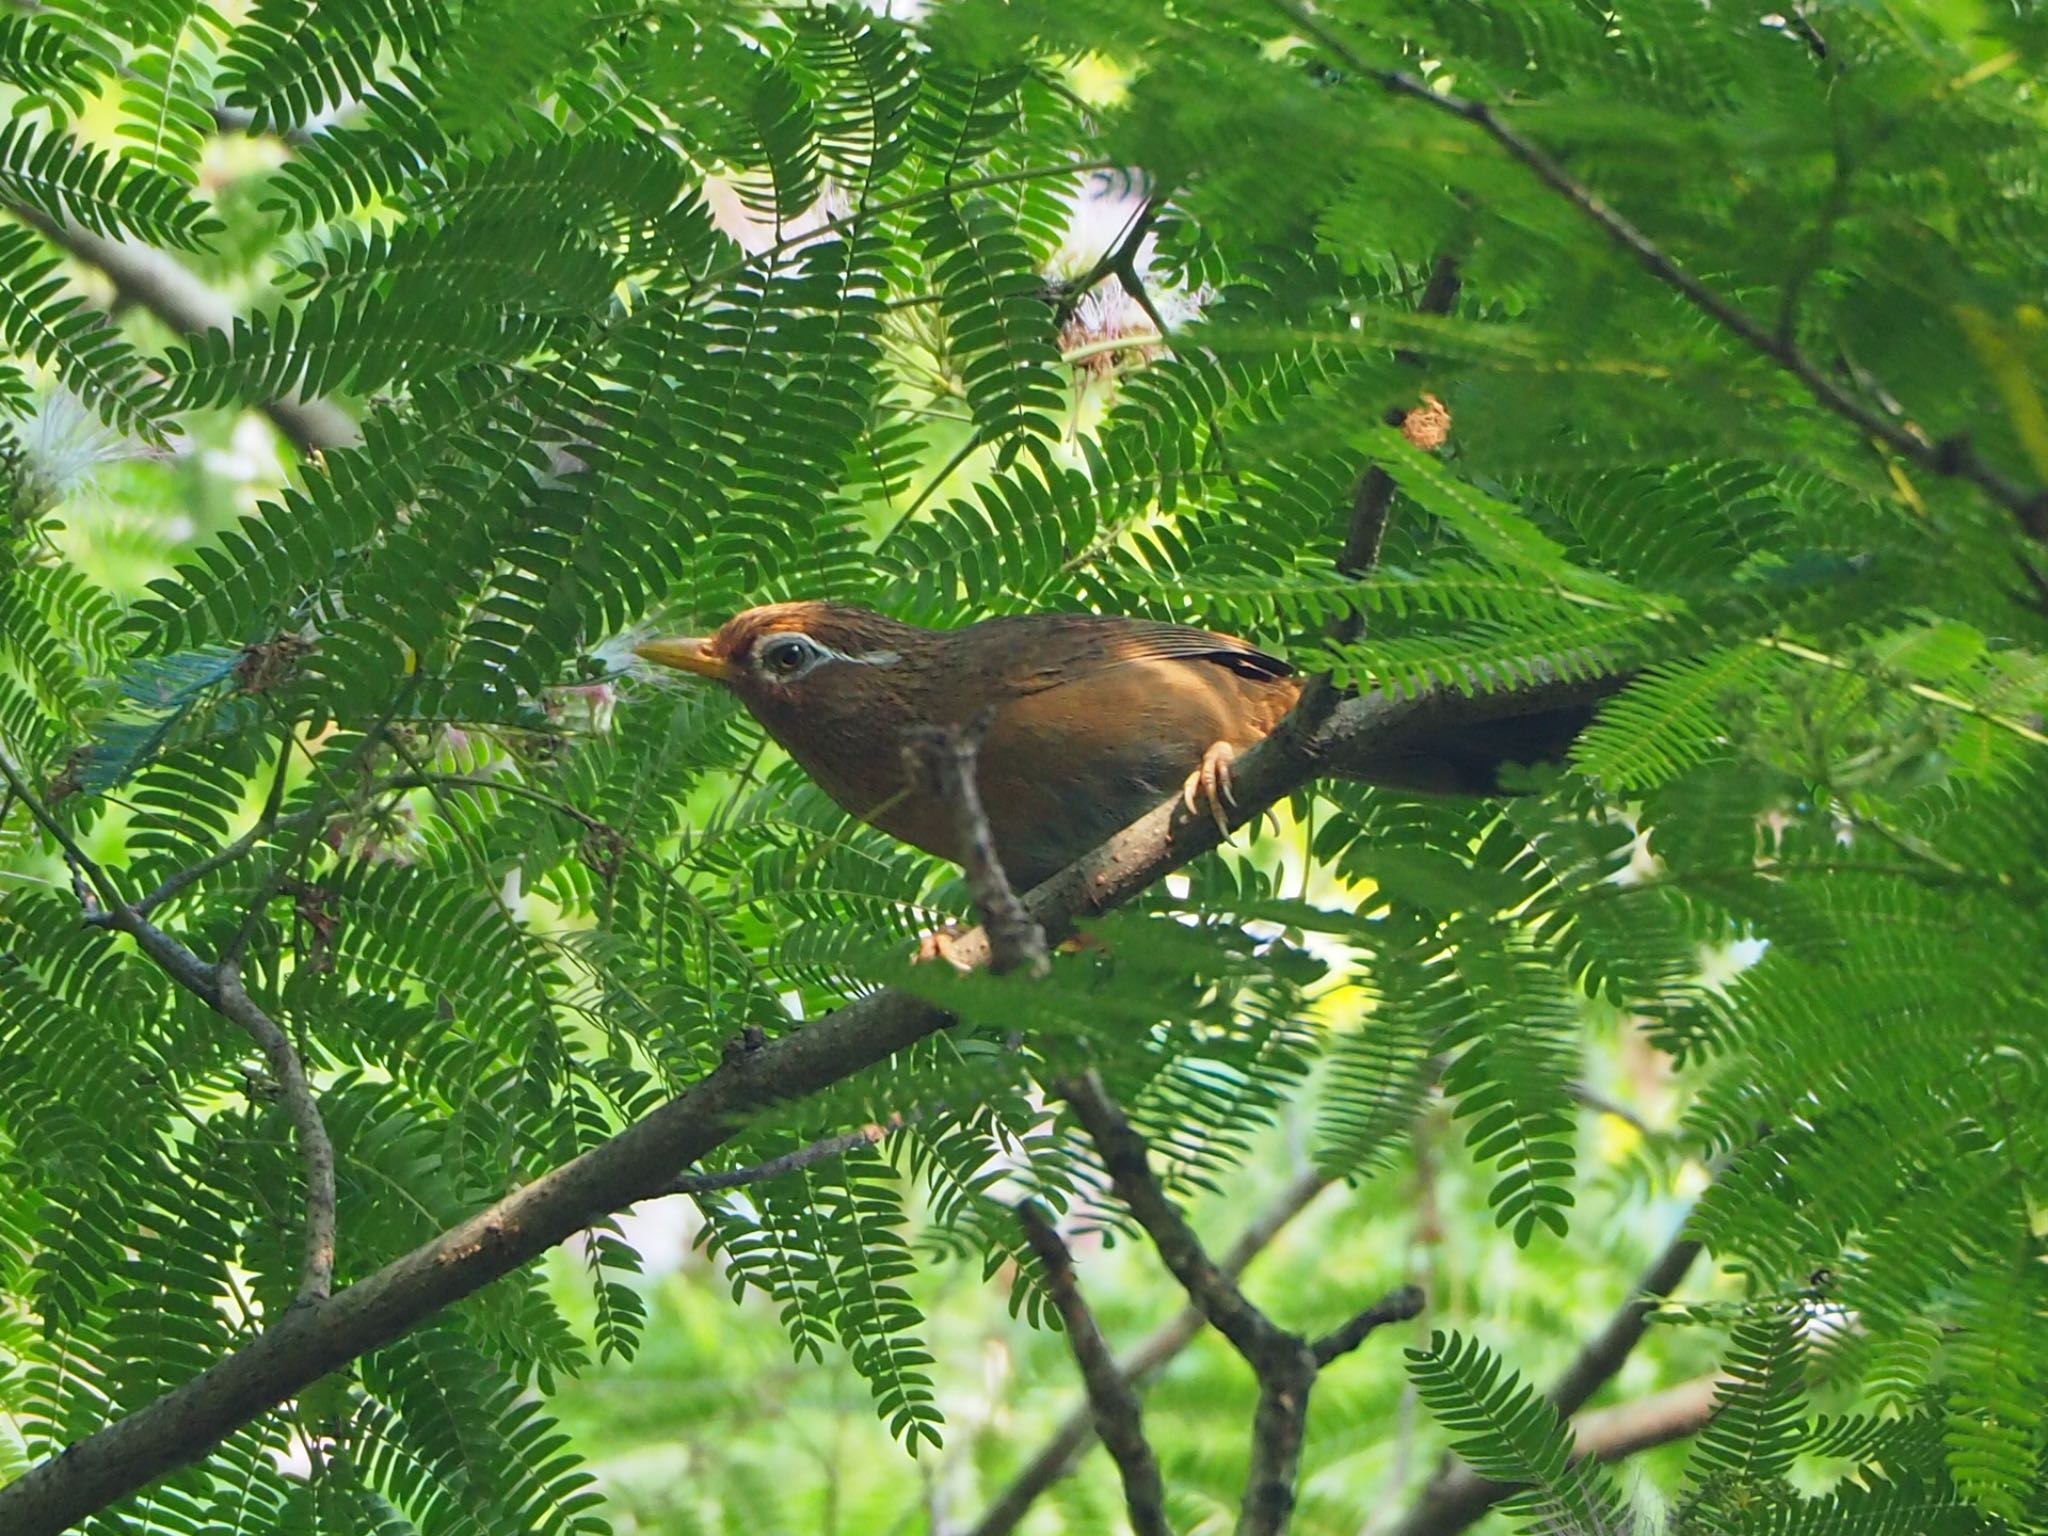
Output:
(912, 922), (974, 972)
(1181, 739), (1239, 837)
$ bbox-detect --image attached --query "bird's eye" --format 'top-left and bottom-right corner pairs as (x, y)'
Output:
(759, 636), (814, 676)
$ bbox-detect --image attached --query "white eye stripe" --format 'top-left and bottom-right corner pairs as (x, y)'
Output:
(753, 634), (901, 682)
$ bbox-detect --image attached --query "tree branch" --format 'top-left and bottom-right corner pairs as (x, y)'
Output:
(1375, 1374), (1722, 1536)
(0, 745), (122, 913)
(0, 669), (1594, 1536)
(1264, 0), (2047, 541)
(664, 1121), (899, 1197)
(967, 1167), (1332, 1536)
(1311, 1289), (1431, 1370)
(1062, 1074), (1293, 1367)
(216, 963), (336, 1301)
(1060, 1073), (1421, 1536)
(0, 746), (339, 1302)
(1546, 1231), (1702, 1419)
(1571, 1373), (1722, 1461)
(1282, 250), (1463, 742)
(8, 210), (358, 459)
(130, 740), (309, 920)
(1018, 1202), (1174, 1536)
(1063, 195), (1159, 305)
(902, 712), (1049, 976)
(1070, 194), (1171, 337)
(1375, 1227), (1702, 1536)
(91, 894), (337, 1302)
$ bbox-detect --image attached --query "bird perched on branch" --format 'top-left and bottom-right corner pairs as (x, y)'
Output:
(637, 602), (1293, 891)
(636, 601), (1590, 892)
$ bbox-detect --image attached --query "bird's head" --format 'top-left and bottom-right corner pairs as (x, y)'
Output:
(634, 602), (919, 726)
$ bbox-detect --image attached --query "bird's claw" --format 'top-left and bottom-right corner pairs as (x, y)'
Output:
(1181, 740), (1239, 838)
(912, 922), (974, 972)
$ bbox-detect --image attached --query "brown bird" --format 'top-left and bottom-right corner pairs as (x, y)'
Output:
(635, 601), (1297, 891)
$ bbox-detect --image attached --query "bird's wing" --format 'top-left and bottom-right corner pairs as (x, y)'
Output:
(974, 615), (1293, 696)
(966, 618), (1301, 885)
(1098, 619), (1295, 680)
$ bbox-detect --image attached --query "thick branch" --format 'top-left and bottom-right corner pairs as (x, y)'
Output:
(10, 210), (357, 459)
(1018, 1202), (1173, 1536)
(0, 672), (1601, 1536)
(968, 1168), (1331, 1536)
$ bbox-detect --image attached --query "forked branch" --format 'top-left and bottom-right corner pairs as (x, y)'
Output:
(1061, 1072), (1422, 1536)
(969, 1167), (1332, 1536)
(0, 746), (339, 1304)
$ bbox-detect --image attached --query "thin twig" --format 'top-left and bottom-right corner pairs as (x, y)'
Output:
(881, 429), (983, 548)
(1565, 1081), (1660, 1140)
(1756, 635), (2048, 747)
(0, 746), (122, 912)
(135, 726), (296, 924)
(1065, 195), (1171, 337)
(1310, 1286), (1428, 1369)
(690, 158), (1119, 304)
(217, 964), (337, 1301)
(1784, 11), (1830, 61)
(1062, 332), (1166, 367)
(1281, 251), (1463, 743)
(902, 712), (1049, 976)
(1066, 196), (1160, 305)
(224, 692), (416, 967)
(130, 795), (321, 919)
(665, 1121), (897, 1197)
(1018, 1202), (1174, 1536)
(97, 902), (338, 1301)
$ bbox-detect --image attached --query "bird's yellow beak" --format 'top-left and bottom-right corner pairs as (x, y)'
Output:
(633, 637), (729, 682)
